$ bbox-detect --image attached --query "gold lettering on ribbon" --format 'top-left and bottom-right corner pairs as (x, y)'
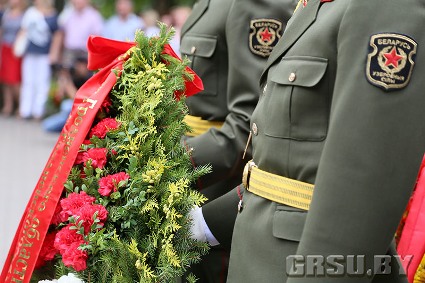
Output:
(9, 68), (107, 282)
(24, 217), (40, 240)
(12, 258), (28, 282)
(10, 103), (91, 281)
(13, 258), (28, 281)
(84, 98), (98, 109)
(18, 249), (30, 260)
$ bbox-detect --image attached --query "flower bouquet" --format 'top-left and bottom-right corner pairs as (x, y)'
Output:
(1, 24), (210, 283)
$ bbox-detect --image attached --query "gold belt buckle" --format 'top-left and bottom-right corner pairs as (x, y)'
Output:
(242, 160), (257, 189)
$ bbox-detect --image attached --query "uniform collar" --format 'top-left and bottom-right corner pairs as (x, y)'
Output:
(181, 0), (210, 37)
(260, 0), (321, 85)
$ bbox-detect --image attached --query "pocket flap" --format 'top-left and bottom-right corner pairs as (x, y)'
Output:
(270, 56), (328, 87)
(272, 206), (307, 242)
(180, 35), (217, 58)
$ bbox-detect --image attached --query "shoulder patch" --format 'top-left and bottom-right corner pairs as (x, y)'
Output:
(366, 33), (417, 91)
(249, 19), (283, 57)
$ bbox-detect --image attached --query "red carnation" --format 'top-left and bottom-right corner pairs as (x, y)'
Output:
(62, 241), (88, 271)
(35, 231), (58, 268)
(60, 191), (96, 222)
(51, 202), (65, 225)
(74, 151), (85, 165)
(54, 225), (89, 271)
(84, 148), (108, 169)
(89, 118), (121, 139)
(98, 172), (130, 196)
(94, 204), (108, 222)
(101, 96), (112, 113)
(74, 148), (108, 168)
(54, 225), (86, 254)
(74, 203), (108, 233)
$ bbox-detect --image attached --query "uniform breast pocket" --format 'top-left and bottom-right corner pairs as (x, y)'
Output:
(265, 56), (329, 141)
(180, 34), (218, 96)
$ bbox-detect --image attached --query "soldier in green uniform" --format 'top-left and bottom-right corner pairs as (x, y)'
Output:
(180, 0), (296, 281)
(192, 0), (425, 282)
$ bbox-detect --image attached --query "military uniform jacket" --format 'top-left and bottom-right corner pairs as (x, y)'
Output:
(203, 0), (425, 281)
(181, 0), (296, 195)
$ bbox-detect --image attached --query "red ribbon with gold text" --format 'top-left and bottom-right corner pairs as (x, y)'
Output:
(1, 36), (203, 283)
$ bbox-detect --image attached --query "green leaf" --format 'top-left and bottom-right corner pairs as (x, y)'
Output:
(128, 121), (139, 135)
(110, 191), (121, 200)
(84, 162), (94, 177)
(128, 156), (138, 172)
(117, 179), (128, 188)
(92, 211), (99, 220)
(64, 180), (74, 193)
(139, 191), (146, 201)
(123, 221), (131, 229)
(81, 184), (88, 192)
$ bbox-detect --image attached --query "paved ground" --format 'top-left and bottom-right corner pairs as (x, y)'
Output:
(0, 116), (59, 269)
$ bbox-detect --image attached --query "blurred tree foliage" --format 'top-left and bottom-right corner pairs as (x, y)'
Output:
(54, 0), (196, 18)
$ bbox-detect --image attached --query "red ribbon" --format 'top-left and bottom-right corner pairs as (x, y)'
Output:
(1, 36), (203, 283)
(162, 43), (204, 99)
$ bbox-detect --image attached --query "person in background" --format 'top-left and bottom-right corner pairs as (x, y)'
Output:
(18, 0), (58, 120)
(42, 55), (91, 132)
(140, 8), (160, 37)
(179, 0), (296, 281)
(102, 0), (143, 41)
(0, 0), (26, 116)
(168, 5), (191, 57)
(0, 0), (6, 20)
(160, 11), (172, 27)
(57, 0), (73, 27)
(51, 0), (103, 69)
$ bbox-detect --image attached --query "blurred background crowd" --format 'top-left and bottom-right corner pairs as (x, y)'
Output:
(0, 0), (192, 131)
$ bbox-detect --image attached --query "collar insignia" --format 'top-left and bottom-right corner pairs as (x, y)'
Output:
(294, 0), (333, 14)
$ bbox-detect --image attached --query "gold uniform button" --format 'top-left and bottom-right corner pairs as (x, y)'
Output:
(191, 46), (196, 54)
(288, 72), (296, 82)
(252, 123), (258, 136)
